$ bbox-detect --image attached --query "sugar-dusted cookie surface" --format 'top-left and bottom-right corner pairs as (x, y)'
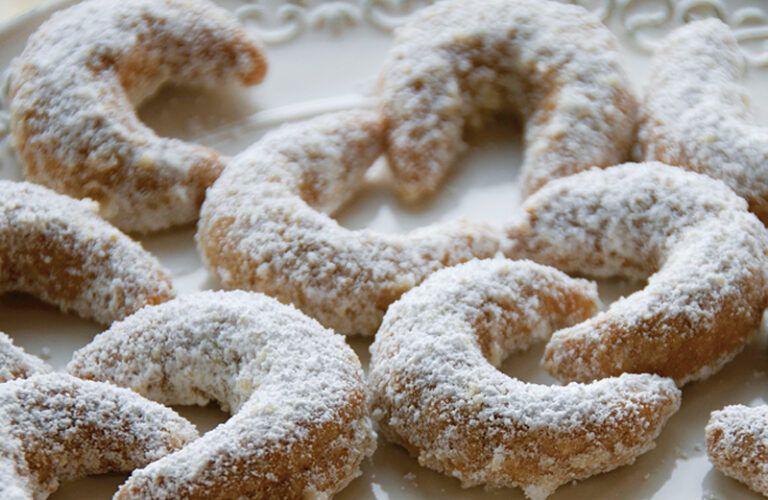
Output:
(707, 405), (768, 496)
(0, 332), (49, 383)
(0, 374), (198, 499)
(638, 19), (768, 224)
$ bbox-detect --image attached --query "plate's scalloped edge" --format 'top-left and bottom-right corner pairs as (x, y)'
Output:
(236, 0), (768, 68)
(2, 0), (763, 64)
(617, 0), (768, 67)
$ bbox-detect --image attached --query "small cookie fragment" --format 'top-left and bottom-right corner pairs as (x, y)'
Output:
(707, 405), (768, 496)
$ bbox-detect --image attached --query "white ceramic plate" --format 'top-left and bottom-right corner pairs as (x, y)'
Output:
(2, 1), (768, 498)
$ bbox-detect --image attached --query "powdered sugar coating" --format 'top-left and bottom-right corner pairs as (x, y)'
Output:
(0, 181), (173, 324)
(197, 110), (499, 336)
(369, 259), (681, 499)
(0, 332), (49, 383)
(637, 19), (768, 224)
(378, 0), (636, 201)
(8, 0), (267, 233)
(504, 163), (768, 385)
(707, 405), (768, 496)
(68, 290), (375, 499)
(0, 373), (198, 500)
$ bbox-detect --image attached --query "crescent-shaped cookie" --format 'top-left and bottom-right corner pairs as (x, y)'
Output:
(197, 110), (499, 336)
(378, 0), (636, 201)
(8, 0), (267, 232)
(69, 291), (375, 498)
(637, 19), (768, 224)
(504, 163), (768, 385)
(369, 259), (681, 499)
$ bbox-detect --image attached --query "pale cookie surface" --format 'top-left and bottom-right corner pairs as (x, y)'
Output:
(0, 373), (198, 500)
(707, 405), (768, 496)
(0, 332), (49, 383)
(378, 0), (636, 201)
(504, 163), (768, 386)
(637, 19), (768, 224)
(8, 0), (267, 233)
(0, 181), (173, 324)
(197, 110), (499, 336)
(369, 259), (681, 500)
(69, 290), (376, 499)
